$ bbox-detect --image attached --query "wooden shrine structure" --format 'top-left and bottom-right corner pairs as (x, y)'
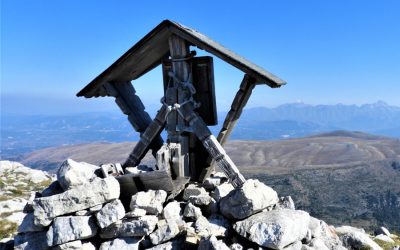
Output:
(77, 20), (286, 197)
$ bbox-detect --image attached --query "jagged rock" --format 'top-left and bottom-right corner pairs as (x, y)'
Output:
(234, 209), (310, 249)
(211, 183), (234, 202)
(89, 204), (103, 212)
(188, 194), (214, 206)
(40, 181), (63, 197)
(146, 239), (183, 250)
(52, 240), (82, 249)
(375, 226), (391, 237)
(99, 237), (142, 250)
(130, 190), (167, 215)
(198, 235), (230, 250)
(375, 234), (395, 243)
(149, 220), (180, 245)
(195, 214), (230, 237)
(276, 196), (295, 210)
(95, 199), (125, 228)
(100, 216), (158, 239)
(229, 243), (243, 250)
(339, 231), (382, 250)
(125, 208), (147, 218)
(335, 225), (365, 235)
(33, 177), (119, 226)
(57, 159), (100, 190)
(302, 238), (330, 250)
(14, 231), (48, 250)
(319, 220), (346, 250)
(17, 213), (45, 233)
(183, 203), (202, 220)
(47, 216), (98, 246)
(203, 172), (228, 190)
(82, 242), (96, 250)
(163, 201), (184, 224)
(183, 184), (208, 200)
(308, 217), (322, 238)
(283, 241), (302, 250)
(220, 179), (279, 219)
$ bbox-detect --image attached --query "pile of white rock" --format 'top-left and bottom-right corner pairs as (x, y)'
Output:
(4, 159), (395, 250)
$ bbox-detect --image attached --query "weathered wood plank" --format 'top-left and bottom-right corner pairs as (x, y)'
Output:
(138, 170), (174, 192)
(199, 74), (256, 182)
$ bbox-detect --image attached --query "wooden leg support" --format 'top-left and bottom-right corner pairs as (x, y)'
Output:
(180, 106), (245, 187)
(123, 105), (168, 168)
(199, 74), (256, 182)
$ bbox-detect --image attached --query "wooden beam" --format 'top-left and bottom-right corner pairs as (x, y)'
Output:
(104, 82), (164, 158)
(199, 74), (256, 181)
(123, 105), (168, 168)
(167, 34), (192, 177)
(179, 106), (245, 187)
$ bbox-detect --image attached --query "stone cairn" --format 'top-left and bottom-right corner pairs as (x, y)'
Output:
(10, 159), (394, 250)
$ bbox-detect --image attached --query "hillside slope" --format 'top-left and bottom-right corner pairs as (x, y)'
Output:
(18, 131), (400, 231)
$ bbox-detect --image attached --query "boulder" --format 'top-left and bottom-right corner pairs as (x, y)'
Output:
(211, 183), (234, 202)
(183, 184), (208, 201)
(130, 190), (167, 215)
(82, 242), (96, 250)
(47, 216), (98, 246)
(162, 201), (184, 224)
(125, 208), (147, 218)
(195, 214), (230, 237)
(52, 240), (82, 250)
(276, 196), (295, 210)
(308, 217), (322, 238)
(14, 231), (48, 250)
(99, 237), (142, 250)
(17, 213), (45, 233)
(57, 159), (100, 190)
(233, 209), (310, 249)
(198, 235), (230, 250)
(33, 177), (119, 226)
(220, 179), (279, 220)
(375, 226), (391, 237)
(95, 199), (125, 228)
(339, 231), (382, 250)
(183, 203), (202, 220)
(149, 220), (180, 245)
(319, 220), (345, 250)
(188, 194), (214, 206)
(374, 234), (395, 243)
(100, 216), (158, 239)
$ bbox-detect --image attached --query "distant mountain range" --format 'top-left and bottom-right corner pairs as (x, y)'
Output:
(1, 101), (399, 159)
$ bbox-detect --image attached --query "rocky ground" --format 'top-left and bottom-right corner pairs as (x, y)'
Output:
(0, 160), (399, 250)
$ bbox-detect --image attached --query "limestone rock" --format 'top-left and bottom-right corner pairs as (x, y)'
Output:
(283, 241), (302, 250)
(146, 240), (183, 250)
(220, 179), (279, 219)
(130, 190), (167, 215)
(183, 184), (208, 201)
(340, 231), (382, 250)
(52, 240), (82, 250)
(75, 209), (91, 216)
(195, 214), (230, 237)
(233, 209), (310, 249)
(374, 234), (395, 243)
(211, 183), (234, 202)
(125, 208), (147, 218)
(57, 159), (100, 190)
(95, 199), (125, 228)
(188, 194), (214, 206)
(308, 217), (322, 238)
(14, 231), (48, 250)
(183, 203), (202, 220)
(40, 181), (63, 197)
(33, 177), (119, 226)
(229, 243), (243, 250)
(319, 220), (345, 250)
(198, 235), (230, 250)
(17, 213), (45, 233)
(304, 238), (330, 250)
(99, 237), (142, 250)
(163, 201), (184, 223)
(375, 226), (391, 237)
(47, 216), (98, 246)
(82, 242), (96, 250)
(276, 196), (295, 210)
(100, 216), (158, 239)
(335, 225), (365, 235)
(149, 220), (180, 245)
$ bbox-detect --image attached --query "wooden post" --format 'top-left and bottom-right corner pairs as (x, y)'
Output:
(199, 74), (256, 181)
(104, 82), (164, 158)
(167, 34), (192, 177)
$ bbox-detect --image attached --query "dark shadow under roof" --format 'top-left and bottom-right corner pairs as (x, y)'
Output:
(77, 20), (286, 98)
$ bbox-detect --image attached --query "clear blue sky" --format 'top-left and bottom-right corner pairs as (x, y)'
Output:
(1, 0), (399, 115)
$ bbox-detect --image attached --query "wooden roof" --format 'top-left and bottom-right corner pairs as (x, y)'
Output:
(77, 20), (286, 98)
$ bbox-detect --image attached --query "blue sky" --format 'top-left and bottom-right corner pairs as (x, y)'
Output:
(1, 0), (399, 115)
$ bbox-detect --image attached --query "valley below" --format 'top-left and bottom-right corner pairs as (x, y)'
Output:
(8, 130), (400, 232)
